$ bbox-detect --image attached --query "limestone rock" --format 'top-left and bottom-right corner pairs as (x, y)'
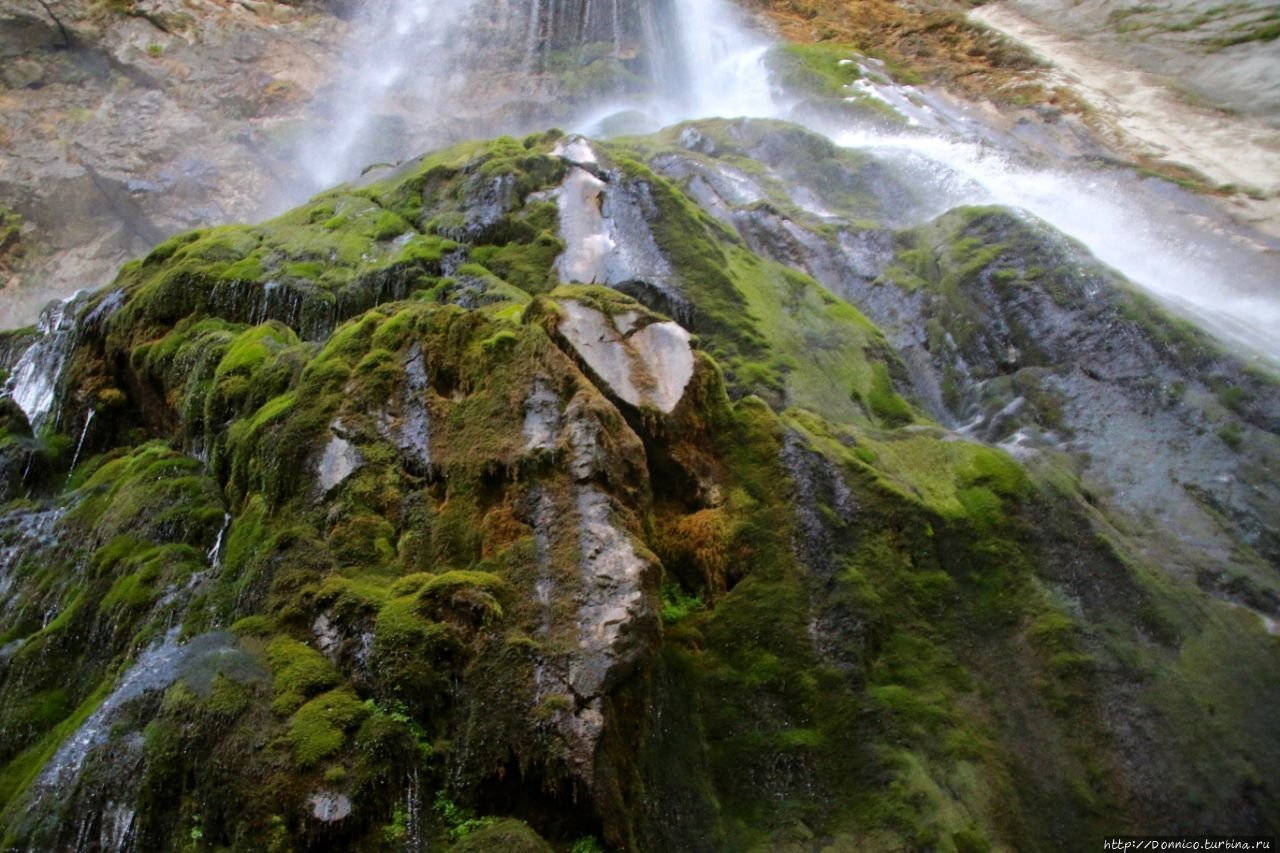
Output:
(570, 485), (651, 699)
(552, 166), (674, 290)
(307, 791), (352, 823)
(1, 58), (43, 89)
(557, 300), (694, 414)
(317, 428), (361, 493)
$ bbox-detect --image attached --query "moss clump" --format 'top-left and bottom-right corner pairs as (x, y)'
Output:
(450, 818), (554, 851)
(768, 43), (865, 98)
(0, 205), (23, 262)
(266, 637), (340, 715)
(764, 44), (908, 124)
(417, 570), (511, 626)
(289, 687), (368, 767)
(864, 362), (913, 426)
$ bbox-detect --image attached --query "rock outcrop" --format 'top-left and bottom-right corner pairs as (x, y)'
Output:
(0, 121), (1275, 851)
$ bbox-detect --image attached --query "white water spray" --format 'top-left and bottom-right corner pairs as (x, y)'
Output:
(281, 0), (1280, 366)
(294, 0), (476, 194)
(287, 0), (777, 201)
(5, 292), (85, 429)
(832, 129), (1280, 364)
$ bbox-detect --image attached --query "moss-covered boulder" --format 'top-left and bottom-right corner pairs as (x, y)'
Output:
(0, 120), (1275, 851)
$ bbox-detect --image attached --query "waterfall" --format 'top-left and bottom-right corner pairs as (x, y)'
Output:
(831, 128), (1280, 364)
(286, 0), (776, 201)
(280, 1), (1280, 365)
(5, 292), (86, 430)
(665, 0), (777, 120)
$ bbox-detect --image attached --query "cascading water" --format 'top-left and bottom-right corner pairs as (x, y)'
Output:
(278, 0), (1280, 367)
(831, 128), (1280, 364)
(0, 506), (64, 605)
(34, 628), (189, 791)
(286, 0), (775, 201)
(4, 292), (86, 429)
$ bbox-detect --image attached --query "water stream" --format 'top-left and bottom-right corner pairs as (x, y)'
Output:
(5, 292), (86, 428)
(277, 0), (1280, 368)
(831, 128), (1280, 363)
(286, 0), (775, 200)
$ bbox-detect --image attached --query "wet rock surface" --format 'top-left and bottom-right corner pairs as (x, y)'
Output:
(556, 299), (694, 415)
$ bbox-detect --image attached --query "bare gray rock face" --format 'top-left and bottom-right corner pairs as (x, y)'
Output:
(376, 342), (431, 468)
(522, 377), (563, 451)
(991, 0), (1280, 128)
(551, 153), (676, 294)
(307, 790), (352, 822)
(557, 300), (693, 414)
(0, 0), (346, 326)
(570, 485), (649, 699)
(317, 427), (361, 493)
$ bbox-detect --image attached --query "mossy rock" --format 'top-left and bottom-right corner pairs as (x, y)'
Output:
(449, 818), (554, 852)
(0, 118), (1276, 850)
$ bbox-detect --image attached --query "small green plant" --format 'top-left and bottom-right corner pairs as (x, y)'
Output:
(1218, 422), (1243, 451)
(659, 584), (704, 624)
(1218, 385), (1249, 413)
(364, 698), (433, 762)
(146, 42), (163, 57)
(433, 792), (493, 841)
(572, 837), (606, 853)
(383, 804), (408, 842)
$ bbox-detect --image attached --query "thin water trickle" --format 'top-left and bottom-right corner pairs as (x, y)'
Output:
(207, 513), (231, 570)
(404, 767), (424, 852)
(67, 409), (95, 476)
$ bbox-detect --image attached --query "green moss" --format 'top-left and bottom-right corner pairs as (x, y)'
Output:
(99, 541), (203, 612)
(417, 570), (510, 625)
(288, 687), (368, 767)
(0, 205), (23, 258)
(469, 240), (554, 293)
(660, 584), (706, 624)
(1218, 421), (1243, 451)
(719, 249), (900, 422)
(230, 614), (275, 637)
(764, 44), (908, 124)
(865, 362), (913, 426)
(266, 637), (340, 715)
(768, 43), (863, 98)
(450, 818), (553, 852)
(1, 118), (1273, 850)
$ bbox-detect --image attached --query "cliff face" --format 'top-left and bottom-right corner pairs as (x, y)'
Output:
(0, 119), (1276, 850)
(0, 0), (349, 325)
